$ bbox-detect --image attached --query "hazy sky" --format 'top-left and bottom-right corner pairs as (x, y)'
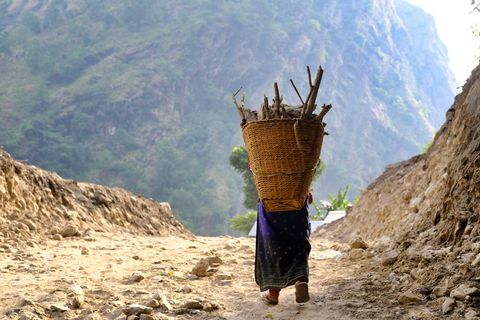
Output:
(407, 0), (479, 85)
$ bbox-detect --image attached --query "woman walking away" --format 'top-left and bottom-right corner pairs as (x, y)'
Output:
(255, 195), (312, 305)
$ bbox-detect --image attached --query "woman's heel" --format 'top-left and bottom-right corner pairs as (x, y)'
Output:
(294, 281), (309, 303)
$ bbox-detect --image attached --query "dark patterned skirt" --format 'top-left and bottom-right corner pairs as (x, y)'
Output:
(255, 202), (311, 291)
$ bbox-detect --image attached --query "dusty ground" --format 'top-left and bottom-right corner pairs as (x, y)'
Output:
(0, 232), (444, 320)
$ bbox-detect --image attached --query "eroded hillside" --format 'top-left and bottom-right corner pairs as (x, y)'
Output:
(0, 148), (188, 242)
(320, 63), (480, 317)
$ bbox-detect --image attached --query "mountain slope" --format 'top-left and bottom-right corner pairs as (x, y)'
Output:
(0, 0), (454, 234)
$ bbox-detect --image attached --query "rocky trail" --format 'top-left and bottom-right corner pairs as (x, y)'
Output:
(2, 231), (442, 320)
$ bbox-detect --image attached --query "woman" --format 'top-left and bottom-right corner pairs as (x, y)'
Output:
(255, 195), (312, 305)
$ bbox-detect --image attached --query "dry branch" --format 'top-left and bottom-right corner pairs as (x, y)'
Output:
(232, 65), (332, 124)
(305, 66), (324, 117)
(290, 79), (305, 106)
(263, 95), (269, 120)
(232, 94), (245, 121)
(307, 66), (313, 89)
(273, 82), (281, 119)
(314, 104), (332, 122)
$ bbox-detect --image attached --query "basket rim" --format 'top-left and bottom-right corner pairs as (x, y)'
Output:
(241, 118), (323, 129)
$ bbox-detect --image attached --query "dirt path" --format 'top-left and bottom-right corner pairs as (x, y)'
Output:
(0, 233), (429, 320)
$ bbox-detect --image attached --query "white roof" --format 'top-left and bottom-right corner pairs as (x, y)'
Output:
(247, 210), (346, 237)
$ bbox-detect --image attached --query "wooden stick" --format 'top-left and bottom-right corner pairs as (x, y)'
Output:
(243, 109), (257, 122)
(301, 86), (313, 118)
(305, 66), (324, 117)
(233, 86), (243, 97)
(307, 66), (313, 88)
(232, 94), (245, 120)
(273, 82), (281, 119)
(314, 104), (332, 122)
(263, 95), (269, 120)
(470, 3), (480, 13)
(280, 103), (289, 119)
(290, 79), (305, 105)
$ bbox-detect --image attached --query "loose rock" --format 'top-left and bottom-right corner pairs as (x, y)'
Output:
(152, 293), (173, 311)
(61, 224), (79, 237)
(183, 299), (203, 309)
(50, 304), (70, 312)
(191, 259), (210, 277)
(350, 237), (368, 250)
(145, 299), (160, 308)
(69, 283), (85, 309)
(216, 273), (234, 281)
(26, 241), (36, 248)
(203, 302), (219, 312)
(442, 297), (455, 314)
(471, 253), (480, 267)
(122, 304), (153, 316)
(129, 271), (145, 283)
(465, 309), (478, 320)
(449, 284), (479, 300)
(381, 250), (399, 266)
(52, 234), (63, 241)
(179, 286), (192, 293)
(398, 291), (422, 304)
(432, 278), (453, 297)
(22, 220), (36, 231)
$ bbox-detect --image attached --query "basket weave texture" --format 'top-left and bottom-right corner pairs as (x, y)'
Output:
(242, 119), (324, 212)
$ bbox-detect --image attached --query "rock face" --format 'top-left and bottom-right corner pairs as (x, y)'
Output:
(323, 63), (480, 243)
(0, 149), (189, 241)
(320, 63), (480, 303)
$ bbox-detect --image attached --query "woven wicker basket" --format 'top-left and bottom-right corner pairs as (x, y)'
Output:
(242, 118), (325, 212)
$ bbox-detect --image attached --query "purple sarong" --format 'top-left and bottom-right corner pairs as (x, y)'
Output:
(255, 202), (311, 291)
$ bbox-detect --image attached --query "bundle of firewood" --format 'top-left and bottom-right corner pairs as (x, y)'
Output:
(232, 65), (332, 125)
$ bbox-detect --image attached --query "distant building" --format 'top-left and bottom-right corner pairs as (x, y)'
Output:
(247, 210), (346, 237)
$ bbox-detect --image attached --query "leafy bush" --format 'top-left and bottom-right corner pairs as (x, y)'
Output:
(229, 146), (258, 210)
(230, 211), (257, 234)
(313, 160), (326, 181)
(310, 200), (328, 220)
(327, 184), (351, 210)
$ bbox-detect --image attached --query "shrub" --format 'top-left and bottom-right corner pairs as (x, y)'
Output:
(327, 184), (351, 210)
(230, 211), (257, 234)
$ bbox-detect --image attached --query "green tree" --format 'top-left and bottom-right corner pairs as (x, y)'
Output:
(229, 146), (258, 210)
(22, 12), (42, 34)
(0, 32), (9, 53)
(230, 211), (257, 234)
(123, 0), (155, 32)
(43, 5), (62, 31)
(313, 160), (326, 181)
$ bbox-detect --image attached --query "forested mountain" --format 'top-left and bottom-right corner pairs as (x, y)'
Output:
(0, 0), (454, 234)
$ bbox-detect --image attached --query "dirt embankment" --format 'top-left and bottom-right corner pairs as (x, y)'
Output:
(0, 149), (189, 243)
(319, 63), (480, 317)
